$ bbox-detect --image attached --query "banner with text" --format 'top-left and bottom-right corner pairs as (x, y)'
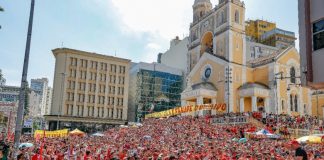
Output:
(34, 129), (69, 138)
(145, 103), (226, 118)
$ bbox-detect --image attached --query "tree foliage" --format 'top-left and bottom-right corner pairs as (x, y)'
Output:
(0, 6), (4, 12)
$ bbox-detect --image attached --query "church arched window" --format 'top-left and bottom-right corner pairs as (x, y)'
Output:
(290, 94), (293, 111)
(290, 67), (296, 83)
(294, 95), (298, 112)
(235, 10), (240, 24)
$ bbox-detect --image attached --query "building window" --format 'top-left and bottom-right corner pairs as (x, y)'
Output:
(290, 67), (296, 83)
(110, 64), (116, 73)
(66, 105), (70, 115)
(235, 10), (240, 24)
(290, 94), (293, 111)
(221, 11), (225, 24)
(313, 19), (324, 51)
(216, 13), (220, 26)
(294, 95), (298, 112)
(281, 100), (285, 111)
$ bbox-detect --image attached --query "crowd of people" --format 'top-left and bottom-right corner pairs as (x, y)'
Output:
(252, 112), (324, 130)
(0, 114), (322, 159)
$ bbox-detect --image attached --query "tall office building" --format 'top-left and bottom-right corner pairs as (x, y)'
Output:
(30, 78), (50, 116)
(245, 19), (276, 42)
(0, 69), (6, 86)
(299, 0), (324, 89)
(46, 48), (130, 131)
(128, 62), (183, 122)
(28, 90), (42, 117)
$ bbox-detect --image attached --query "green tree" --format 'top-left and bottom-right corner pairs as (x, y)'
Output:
(0, 6), (3, 29)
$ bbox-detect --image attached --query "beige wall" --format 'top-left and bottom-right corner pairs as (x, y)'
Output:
(311, 94), (324, 118)
(51, 48), (130, 122)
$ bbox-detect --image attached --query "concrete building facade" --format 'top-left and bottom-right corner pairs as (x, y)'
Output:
(160, 37), (189, 74)
(311, 91), (324, 119)
(0, 85), (20, 134)
(261, 28), (296, 49)
(246, 39), (279, 62)
(299, 0), (324, 89)
(46, 48), (130, 131)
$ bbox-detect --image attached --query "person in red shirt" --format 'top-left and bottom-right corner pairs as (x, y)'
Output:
(84, 151), (92, 160)
(31, 149), (42, 160)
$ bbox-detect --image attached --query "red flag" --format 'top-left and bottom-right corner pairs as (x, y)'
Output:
(39, 130), (45, 160)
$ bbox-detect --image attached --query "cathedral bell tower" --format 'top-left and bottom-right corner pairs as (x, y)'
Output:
(193, 0), (212, 23)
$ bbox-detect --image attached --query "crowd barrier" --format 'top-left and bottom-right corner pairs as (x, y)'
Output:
(288, 128), (324, 138)
(212, 116), (248, 125)
(212, 116), (324, 138)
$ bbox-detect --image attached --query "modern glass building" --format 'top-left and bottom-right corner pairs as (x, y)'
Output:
(128, 62), (183, 122)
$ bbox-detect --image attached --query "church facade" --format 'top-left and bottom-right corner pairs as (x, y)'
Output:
(180, 0), (312, 116)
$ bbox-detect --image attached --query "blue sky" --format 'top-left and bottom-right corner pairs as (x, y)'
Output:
(0, 0), (298, 86)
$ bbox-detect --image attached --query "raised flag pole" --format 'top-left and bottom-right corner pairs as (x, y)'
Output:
(13, 0), (35, 158)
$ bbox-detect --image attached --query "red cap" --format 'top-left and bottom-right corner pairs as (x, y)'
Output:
(289, 140), (299, 145)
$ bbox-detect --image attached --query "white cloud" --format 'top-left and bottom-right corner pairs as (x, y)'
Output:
(110, 0), (194, 40)
(146, 42), (162, 50)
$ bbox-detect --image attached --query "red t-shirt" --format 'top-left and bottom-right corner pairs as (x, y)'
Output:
(84, 155), (91, 160)
(32, 154), (42, 160)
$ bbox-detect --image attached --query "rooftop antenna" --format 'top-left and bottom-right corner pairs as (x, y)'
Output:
(115, 50), (117, 57)
(61, 42), (64, 48)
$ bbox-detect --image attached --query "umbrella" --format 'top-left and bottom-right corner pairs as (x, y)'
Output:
(19, 143), (33, 148)
(135, 123), (143, 127)
(143, 135), (152, 140)
(120, 125), (128, 128)
(69, 129), (86, 137)
(92, 133), (105, 137)
(239, 138), (247, 143)
(297, 136), (322, 143)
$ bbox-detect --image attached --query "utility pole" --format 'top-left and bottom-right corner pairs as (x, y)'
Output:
(316, 89), (319, 117)
(14, 0), (35, 155)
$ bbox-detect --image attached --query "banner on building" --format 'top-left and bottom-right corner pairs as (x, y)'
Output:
(34, 129), (68, 138)
(145, 103), (226, 118)
(23, 119), (33, 128)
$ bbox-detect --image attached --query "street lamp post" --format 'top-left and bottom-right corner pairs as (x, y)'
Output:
(316, 90), (319, 117)
(225, 67), (232, 113)
(14, 0), (35, 156)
